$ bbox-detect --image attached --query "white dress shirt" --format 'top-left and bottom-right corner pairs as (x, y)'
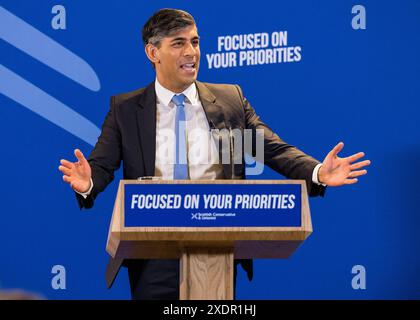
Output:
(77, 80), (324, 198)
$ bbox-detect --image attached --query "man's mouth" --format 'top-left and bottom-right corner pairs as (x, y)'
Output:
(180, 63), (197, 73)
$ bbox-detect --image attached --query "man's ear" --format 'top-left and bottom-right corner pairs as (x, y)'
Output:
(145, 43), (160, 64)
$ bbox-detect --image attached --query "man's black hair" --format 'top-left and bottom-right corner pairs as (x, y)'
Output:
(142, 8), (196, 48)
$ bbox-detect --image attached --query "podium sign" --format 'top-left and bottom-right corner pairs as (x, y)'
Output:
(124, 183), (301, 227)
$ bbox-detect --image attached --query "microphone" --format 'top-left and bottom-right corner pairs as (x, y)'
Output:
(229, 127), (239, 179)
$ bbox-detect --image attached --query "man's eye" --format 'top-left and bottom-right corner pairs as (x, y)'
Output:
(173, 41), (183, 47)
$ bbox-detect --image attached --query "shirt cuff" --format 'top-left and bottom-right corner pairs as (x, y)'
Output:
(75, 178), (93, 199)
(312, 163), (326, 186)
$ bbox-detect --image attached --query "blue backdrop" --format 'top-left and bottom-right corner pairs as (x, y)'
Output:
(1, 0), (419, 299)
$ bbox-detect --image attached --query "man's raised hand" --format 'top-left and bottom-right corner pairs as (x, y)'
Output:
(318, 142), (371, 187)
(59, 149), (92, 193)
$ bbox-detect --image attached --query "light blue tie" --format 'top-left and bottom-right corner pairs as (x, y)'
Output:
(172, 94), (189, 179)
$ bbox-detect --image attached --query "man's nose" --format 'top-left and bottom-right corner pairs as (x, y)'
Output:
(183, 42), (197, 56)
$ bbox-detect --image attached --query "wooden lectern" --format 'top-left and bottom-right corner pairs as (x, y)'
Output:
(106, 179), (312, 300)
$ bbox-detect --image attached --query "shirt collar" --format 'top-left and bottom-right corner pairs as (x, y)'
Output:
(155, 78), (198, 106)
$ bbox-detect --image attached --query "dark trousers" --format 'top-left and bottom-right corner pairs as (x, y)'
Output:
(127, 259), (240, 300)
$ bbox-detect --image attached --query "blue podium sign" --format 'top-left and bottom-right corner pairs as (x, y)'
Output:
(124, 183), (302, 227)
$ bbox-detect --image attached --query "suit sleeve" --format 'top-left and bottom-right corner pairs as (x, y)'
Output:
(235, 85), (326, 197)
(75, 96), (123, 209)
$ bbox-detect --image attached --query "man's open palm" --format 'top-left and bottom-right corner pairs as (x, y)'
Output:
(59, 149), (92, 193)
(318, 142), (371, 186)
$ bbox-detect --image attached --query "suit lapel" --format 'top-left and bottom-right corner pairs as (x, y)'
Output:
(195, 81), (226, 130)
(136, 82), (156, 176)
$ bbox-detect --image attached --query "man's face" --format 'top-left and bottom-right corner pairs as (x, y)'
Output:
(152, 25), (200, 93)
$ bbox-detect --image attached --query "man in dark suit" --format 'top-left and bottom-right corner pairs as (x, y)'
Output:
(58, 8), (370, 299)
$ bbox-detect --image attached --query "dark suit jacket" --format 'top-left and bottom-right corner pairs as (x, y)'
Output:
(76, 81), (326, 288)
